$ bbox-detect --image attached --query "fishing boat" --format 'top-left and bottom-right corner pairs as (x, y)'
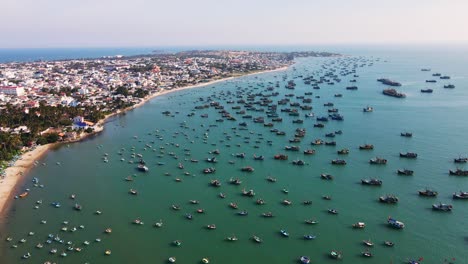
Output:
(242, 189), (255, 197)
(266, 176), (277, 182)
(363, 106), (373, 112)
(387, 217), (405, 229)
(449, 169), (468, 176)
(133, 218), (144, 225)
(229, 202), (238, 209)
(382, 88), (406, 98)
(380, 194), (399, 204)
(432, 203), (453, 212)
(361, 250), (373, 257)
(361, 178), (382, 186)
(329, 250), (342, 259)
(22, 252), (31, 259)
(359, 144), (374, 150)
(129, 189), (138, 195)
(274, 154), (288, 160)
(172, 204), (181, 210)
(303, 200), (312, 205)
(74, 204), (82, 211)
(237, 210), (248, 216)
(328, 209), (338, 214)
(280, 229), (289, 237)
(303, 149), (315, 155)
(322, 195), (332, 200)
(397, 169), (414, 175)
(282, 199), (292, 205)
(203, 167), (216, 174)
(321, 174), (333, 180)
(300, 256), (311, 264)
(173, 240), (182, 247)
(252, 235), (262, 243)
(235, 152), (246, 158)
(229, 178), (242, 185)
(206, 224), (216, 230)
(421, 88), (433, 93)
(419, 188), (438, 197)
(370, 157), (387, 164)
(219, 192), (226, 198)
(137, 164), (149, 172)
(303, 234), (316, 240)
(226, 235), (238, 241)
(337, 148), (349, 155)
(201, 258), (210, 263)
(363, 239), (374, 247)
(241, 166), (255, 172)
(302, 217), (317, 224)
(400, 152), (418, 158)
(253, 154), (264, 160)
(262, 212), (274, 217)
(311, 139), (324, 145)
(352, 222), (366, 229)
(454, 157), (468, 163)
(331, 159), (346, 165)
(210, 179), (221, 187)
(384, 241), (394, 247)
(292, 160), (305, 166)
(168, 257), (177, 263)
(401, 132), (413, 137)
(185, 213), (193, 220)
(453, 191), (468, 199)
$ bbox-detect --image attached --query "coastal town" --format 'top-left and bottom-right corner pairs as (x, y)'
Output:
(0, 50), (336, 173)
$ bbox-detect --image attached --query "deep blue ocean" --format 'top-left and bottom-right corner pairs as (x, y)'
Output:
(1, 44), (467, 64)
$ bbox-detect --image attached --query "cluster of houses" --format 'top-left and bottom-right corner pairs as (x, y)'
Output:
(0, 50), (293, 138)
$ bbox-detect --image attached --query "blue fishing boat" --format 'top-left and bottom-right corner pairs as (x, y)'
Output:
(387, 217), (405, 229)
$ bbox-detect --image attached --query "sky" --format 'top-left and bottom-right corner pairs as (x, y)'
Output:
(2, 0), (468, 48)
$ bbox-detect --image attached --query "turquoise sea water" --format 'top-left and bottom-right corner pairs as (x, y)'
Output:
(1, 47), (468, 264)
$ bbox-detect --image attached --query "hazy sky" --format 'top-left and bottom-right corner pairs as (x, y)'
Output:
(2, 0), (468, 48)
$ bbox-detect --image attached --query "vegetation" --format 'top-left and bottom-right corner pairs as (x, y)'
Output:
(0, 104), (108, 162)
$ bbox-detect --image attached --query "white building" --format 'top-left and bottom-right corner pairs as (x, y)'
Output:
(0, 86), (25, 96)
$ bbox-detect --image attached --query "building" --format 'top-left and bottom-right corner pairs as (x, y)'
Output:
(0, 86), (25, 96)
(73, 116), (84, 123)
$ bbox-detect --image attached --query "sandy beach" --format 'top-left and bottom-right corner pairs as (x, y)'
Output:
(0, 65), (289, 217)
(0, 145), (51, 215)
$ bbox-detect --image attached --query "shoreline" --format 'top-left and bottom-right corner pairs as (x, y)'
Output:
(99, 65), (290, 124)
(0, 145), (52, 215)
(0, 65), (290, 217)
